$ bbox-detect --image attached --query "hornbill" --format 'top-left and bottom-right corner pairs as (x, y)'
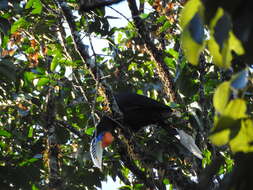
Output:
(90, 92), (177, 169)
(80, 0), (125, 12)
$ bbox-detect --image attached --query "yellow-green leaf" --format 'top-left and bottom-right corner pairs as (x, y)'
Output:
(179, 0), (205, 65)
(209, 128), (230, 146)
(224, 99), (247, 119)
(25, 0), (42, 15)
(209, 116), (241, 146)
(208, 8), (231, 68)
(209, 32), (243, 69)
(213, 81), (230, 114)
(209, 8), (224, 29)
(0, 129), (11, 138)
(229, 119), (253, 153)
(208, 8), (244, 68)
(36, 77), (50, 87)
(11, 18), (28, 33)
(229, 32), (244, 55)
(221, 39), (232, 68)
(179, 0), (202, 29)
(181, 27), (204, 65)
(50, 53), (61, 71)
(208, 36), (224, 67)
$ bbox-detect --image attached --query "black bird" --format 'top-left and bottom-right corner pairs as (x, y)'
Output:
(80, 0), (125, 12)
(90, 92), (175, 169)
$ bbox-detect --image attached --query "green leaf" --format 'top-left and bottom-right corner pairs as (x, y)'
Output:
(0, 129), (11, 138)
(139, 13), (149, 19)
(24, 72), (38, 86)
(85, 127), (95, 136)
(36, 77), (50, 87)
(25, 0), (42, 14)
(133, 183), (144, 190)
(136, 89), (143, 95)
(159, 20), (171, 33)
(164, 57), (175, 70)
(156, 15), (167, 24)
(202, 149), (212, 168)
(229, 119), (253, 153)
(28, 126), (34, 138)
(32, 184), (39, 190)
(119, 185), (132, 190)
(163, 178), (170, 185)
(19, 157), (39, 166)
(0, 141), (6, 149)
(1, 35), (8, 48)
(213, 81), (230, 114)
(224, 155), (234, 172)
(96, 96), (105, 102)
(166, 48), (179, 59)
(128, 62), (137, 71)
(50, 53), (61, 71)
(25, 0), (34, 8)
(11, 18), (28, 33)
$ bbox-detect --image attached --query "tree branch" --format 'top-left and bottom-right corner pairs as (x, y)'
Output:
(56, 120), (85, 139)
(44, 88), (62, 189)
(56, 0), (121, 116)
(127, 0), (177, 102)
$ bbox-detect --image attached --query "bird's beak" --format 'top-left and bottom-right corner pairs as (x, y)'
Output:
(90, 137), (103, 170)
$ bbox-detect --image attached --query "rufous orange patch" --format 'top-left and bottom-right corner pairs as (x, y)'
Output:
(102, 132), (114, 148)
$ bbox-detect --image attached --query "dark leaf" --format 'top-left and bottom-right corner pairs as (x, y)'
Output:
(214, 12), (231, 49)
(231, 69), (248, 89)
(56, 126), (70, 144)
(0, 0), (8, 10)
(189, 13), (205, 44)
(0, 16), (10, 35)
(0, 129), (12, 138)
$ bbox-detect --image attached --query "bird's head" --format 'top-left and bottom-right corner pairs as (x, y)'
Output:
(90, 116), (118, 169)
(97, 131), (114, 148)
(90, 129), (114, 170)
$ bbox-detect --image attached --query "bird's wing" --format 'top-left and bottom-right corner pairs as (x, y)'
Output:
(115, 92), (171, 112)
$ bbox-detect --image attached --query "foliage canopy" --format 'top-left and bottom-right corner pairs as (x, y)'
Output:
(1, 0), (253, 190)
